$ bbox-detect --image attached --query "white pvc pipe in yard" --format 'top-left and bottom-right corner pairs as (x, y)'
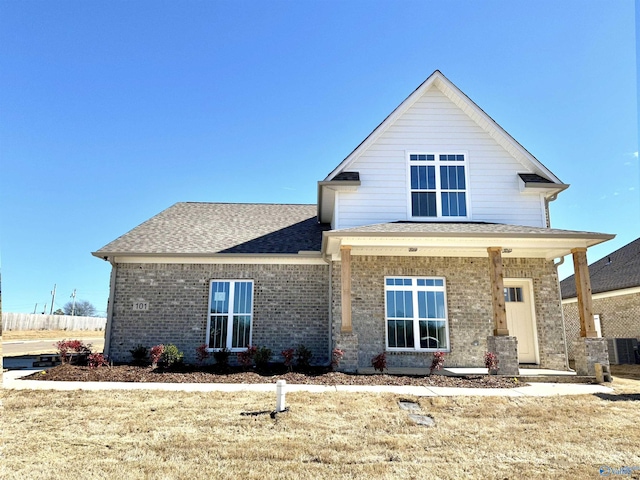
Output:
(276, 380), (286, 412)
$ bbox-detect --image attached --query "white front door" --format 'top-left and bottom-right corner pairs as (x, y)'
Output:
(504, 280), (538, 364)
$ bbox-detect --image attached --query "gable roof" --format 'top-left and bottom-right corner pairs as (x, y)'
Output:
(561, 237), (640, 298)
(324, 70), (563, 185)
(93, 203), (329, 257)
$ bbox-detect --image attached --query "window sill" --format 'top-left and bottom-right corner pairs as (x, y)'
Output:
(386, 349), (450, 355)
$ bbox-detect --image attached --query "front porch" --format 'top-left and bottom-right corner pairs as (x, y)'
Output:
(324, 222), (614, 375)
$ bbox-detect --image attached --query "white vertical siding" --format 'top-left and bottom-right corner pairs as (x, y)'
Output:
(335, 86), (547, 229)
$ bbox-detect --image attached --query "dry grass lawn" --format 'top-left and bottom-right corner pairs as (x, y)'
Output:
(2, 370), (640, 479)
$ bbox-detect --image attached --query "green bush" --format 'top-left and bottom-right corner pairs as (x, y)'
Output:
(129, 344), (149, 365)
(254, 346), (272, 371)
(161, 344), (184, 367)
(213, 347), (231, 367)
(295, 344), (313, 370)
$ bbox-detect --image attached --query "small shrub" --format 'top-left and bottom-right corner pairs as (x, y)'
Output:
(254, 346), (272, 371)
(371, 352), (387, 373)
(161, 344), (184, 368)
(484, 351), (499, 373)
(213, 347), (231, 367)
(295, 344), (313, 370)
(195, 344), (210, 365)
(129, 344), (149, 365)
(55, 339), (92, 365)
(430, 351), (445, 375)
(150, 344), (164, 368)
(88, 353), (109, 369)
(281, 348), (295, 372)
(238, 345), (257, 368)
(331, 348), (344, 371)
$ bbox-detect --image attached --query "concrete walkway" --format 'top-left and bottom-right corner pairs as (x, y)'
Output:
(1, 369), (613, 397)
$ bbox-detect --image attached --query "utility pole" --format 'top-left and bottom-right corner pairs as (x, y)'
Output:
(70, 289), (77, 316)
(33, 303), (38, 314)
(42, 303), (47, 315)
(49, 284), (56, 315)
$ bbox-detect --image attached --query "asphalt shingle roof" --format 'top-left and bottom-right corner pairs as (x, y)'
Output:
(330, 221), (607, 237)
(94, 202), (329, 255)
(561, 237), (640, 298)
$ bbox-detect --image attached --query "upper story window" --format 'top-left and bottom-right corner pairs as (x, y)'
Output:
(409, 153), (468, 218)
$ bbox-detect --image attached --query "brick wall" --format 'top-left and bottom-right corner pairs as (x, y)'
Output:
(108, 263), (330, 364)
(332, 256), (567, 370)
(563, 291), (640, 360)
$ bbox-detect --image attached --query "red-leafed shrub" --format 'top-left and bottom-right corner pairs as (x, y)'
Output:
(150, 344), (165, 368)
(55, 339), (92, 365)
(238, 346), (257, 368)
(281, 348), (295, 371)
(88, 353), (109, 369)
(331, 348), (344, 371)
(195, 344), (210, 365)
(371, 352), (387, 373)
(430, 351), (445, 375)
(484, 351), (499, 373)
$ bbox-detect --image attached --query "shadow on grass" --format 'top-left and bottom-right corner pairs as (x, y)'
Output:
(595, 393), (640, 402)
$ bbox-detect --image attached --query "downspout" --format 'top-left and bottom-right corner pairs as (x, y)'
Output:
(554, 255), (572, 371)
(326, 254), (333, 367)
(103, 257), (117, 360)
(548, 189), (571, 370)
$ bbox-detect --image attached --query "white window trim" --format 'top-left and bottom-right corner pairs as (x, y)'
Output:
(384, 276), (450, 352)
(406, 151), (471, 221)
(206, 279), (254, 352)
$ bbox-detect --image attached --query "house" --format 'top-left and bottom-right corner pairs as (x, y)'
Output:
(561, 237), (640, 363)
(93, 70), (613, 375)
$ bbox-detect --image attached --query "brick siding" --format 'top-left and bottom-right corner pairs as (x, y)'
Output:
(108, 263), (330, 364)
(563, 291), (640, 360)
(332, 256), (567, 370)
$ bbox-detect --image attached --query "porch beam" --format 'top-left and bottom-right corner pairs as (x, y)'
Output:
(571, 247), (598, 338)
(340, 245), (352, 333)
(488, 247), (509, 336)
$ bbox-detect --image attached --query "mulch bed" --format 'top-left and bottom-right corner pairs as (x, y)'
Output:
(24, 363), (520, 388)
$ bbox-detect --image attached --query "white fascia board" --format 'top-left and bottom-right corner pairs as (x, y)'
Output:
(317, 180), (360, 223)
(324, 70), (564, 186)
(101, 253), (327, 265)
(324, 72), (441, 181)
(518, 177), (570, 196)
(433, 76), (564, 184)
(323, 232), (614, 261)
(562, 286), (640, 304)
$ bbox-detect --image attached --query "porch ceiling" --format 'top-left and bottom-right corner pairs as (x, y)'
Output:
(322, 222), (614, 261)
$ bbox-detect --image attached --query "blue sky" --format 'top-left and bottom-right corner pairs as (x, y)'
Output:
(1, 1), (637, 315)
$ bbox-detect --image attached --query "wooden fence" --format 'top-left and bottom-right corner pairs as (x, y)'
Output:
(2, 313), (106, 331)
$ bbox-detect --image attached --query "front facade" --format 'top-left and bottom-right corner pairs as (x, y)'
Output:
(95, 71), (613, 373)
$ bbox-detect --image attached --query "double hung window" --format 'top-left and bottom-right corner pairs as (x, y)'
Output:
(208, 280), (253, 351)
(385, 277), (449, 351)
(410, 153), (468, 218)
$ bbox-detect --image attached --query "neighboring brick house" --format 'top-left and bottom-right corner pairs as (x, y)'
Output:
(561, 237), (640, 361)
(94, 70), (613, 373)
